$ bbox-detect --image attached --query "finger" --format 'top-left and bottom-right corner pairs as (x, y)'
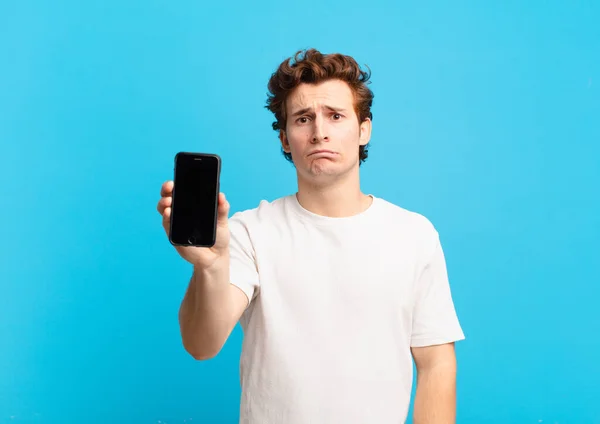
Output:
(160, 180), (174, 197)
(218, 192), (226, 206)
(217, 193), (230, 225)
(159, 196), (172, 209)
(156, 196), (172, 215)
(162, 207), (171, 234)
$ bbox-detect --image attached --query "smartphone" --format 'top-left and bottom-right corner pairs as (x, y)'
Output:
(169, 152), (221, 247)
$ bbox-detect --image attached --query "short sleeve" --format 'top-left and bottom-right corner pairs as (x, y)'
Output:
(228, 212), (260, 308)
(410, 235), (465, 347)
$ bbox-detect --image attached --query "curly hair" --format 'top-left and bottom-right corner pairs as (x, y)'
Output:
(265, 48), (374, 164)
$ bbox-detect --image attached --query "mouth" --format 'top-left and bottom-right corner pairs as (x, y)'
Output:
(308, 150), (337, 157)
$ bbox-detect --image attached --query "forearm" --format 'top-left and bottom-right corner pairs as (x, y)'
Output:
(413, 364), (457, 424)
(178, 257), (236, 359)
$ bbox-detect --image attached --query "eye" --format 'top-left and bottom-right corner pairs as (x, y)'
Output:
(332, 113), (342, 120)
(296, 116), (310, 124)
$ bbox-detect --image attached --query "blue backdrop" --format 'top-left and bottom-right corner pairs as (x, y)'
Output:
(2, 1), (599, 423)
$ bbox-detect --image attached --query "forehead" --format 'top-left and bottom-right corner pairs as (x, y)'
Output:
(287, 79), (355, 110)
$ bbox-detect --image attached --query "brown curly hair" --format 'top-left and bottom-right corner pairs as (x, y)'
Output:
(265, 48), (374, 164)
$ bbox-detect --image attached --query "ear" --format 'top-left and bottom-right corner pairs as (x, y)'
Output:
(279, 130), (291, 153)
(359, 117), (372, 146)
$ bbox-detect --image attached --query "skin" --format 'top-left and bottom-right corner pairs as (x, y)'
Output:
(279, 79), (373, 217)
(157, 187), (248, 360)
(412, 343), (458, 424)
(157, 78), (458, 421)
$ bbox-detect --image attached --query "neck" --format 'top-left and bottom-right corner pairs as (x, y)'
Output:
(296, 170), (372, 218)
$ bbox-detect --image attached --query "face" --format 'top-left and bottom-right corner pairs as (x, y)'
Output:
(280, 79), (371, 183)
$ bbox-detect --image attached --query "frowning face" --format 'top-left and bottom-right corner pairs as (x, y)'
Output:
(280, 79), (371, 183)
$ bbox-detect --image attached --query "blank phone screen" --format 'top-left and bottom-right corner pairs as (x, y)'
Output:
(170, 153), (220, 247)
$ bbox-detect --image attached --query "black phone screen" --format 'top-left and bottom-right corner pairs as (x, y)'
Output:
(170, 152), (221, 247)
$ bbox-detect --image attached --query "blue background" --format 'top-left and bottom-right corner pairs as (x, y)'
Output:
(1, 0), (599, 423)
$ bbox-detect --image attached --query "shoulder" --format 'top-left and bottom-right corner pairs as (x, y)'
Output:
(373, 197), (441, 254)
(375, 197), (438, 234)
(229, 195), (292, 228)
(227, 196), (291, 253)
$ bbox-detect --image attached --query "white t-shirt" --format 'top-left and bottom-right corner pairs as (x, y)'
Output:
(227, 194), (465, 424)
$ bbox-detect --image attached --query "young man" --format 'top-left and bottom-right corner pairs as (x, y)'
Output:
(157, 49), (465, 424)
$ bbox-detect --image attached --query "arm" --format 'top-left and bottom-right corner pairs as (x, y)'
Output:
(157, 182), (255, 361)
(411, 343), (458, 424)
(178, 257), (249, 360)
(409, 228), (464, 422)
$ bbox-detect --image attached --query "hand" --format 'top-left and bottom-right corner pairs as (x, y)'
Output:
(157, 180), (231, 269)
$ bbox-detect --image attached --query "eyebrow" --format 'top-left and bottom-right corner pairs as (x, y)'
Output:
(290, 105), (348, 117)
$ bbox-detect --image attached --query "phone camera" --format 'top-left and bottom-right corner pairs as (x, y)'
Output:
(188, 236), (196, 245)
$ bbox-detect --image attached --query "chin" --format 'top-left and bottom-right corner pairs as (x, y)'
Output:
(307, 162), (352, 179)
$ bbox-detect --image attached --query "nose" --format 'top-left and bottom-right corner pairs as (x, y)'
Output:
(311, 115), (328, 144)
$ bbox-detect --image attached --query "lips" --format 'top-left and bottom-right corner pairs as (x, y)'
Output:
(309, 150), (336, 156)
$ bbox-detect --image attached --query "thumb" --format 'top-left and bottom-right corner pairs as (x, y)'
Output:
(216, 193), (230, 226)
